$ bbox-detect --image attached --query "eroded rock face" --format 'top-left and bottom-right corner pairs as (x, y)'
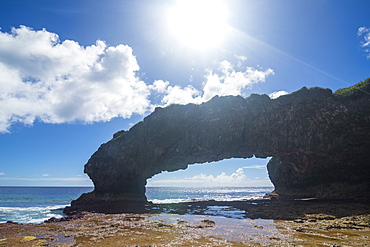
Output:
(69, 80), (370, 210)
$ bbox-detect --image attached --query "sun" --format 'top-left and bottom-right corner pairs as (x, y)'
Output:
(167, 0), (230, 50)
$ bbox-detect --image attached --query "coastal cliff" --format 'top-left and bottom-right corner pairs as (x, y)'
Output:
(66, 78), (370, 212)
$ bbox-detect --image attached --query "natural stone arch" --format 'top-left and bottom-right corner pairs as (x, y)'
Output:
(66, 82), (370, 213)
(84, 95), (273, 203)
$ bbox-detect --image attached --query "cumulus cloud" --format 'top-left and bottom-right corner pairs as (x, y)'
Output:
(153, 61), (274, 106)
(149, 80), (170, 94)
(234, 54), (247, 67)
(234, 55), (247, 61)
(0, 26), (274, 132)
(358, 26), (370, 58)
(147, 167), (274, 187)
(269, 90), (288, 99)
(159, 83), (201, 106)
(202, 61), (274, 101)
(0, 173), (5, 175)
(185, 168), (248, 186)
(242, 165), (265, 169)
(0, 26), (150, 132)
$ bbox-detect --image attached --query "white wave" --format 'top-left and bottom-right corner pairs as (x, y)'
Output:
(148, 195), (263, 204)
(188, 188), (271, 194)
(0, 205), (66, 212)
(0, 205), (67, 224)
(149, 198), (194, 204)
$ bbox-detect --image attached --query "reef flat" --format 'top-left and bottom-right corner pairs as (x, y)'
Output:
(1, 199), (370, 246)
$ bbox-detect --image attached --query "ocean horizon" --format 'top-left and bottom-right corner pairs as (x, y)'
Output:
(0, 186), (274, 224)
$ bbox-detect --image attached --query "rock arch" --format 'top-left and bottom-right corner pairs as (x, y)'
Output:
(67, 81), (370, 212)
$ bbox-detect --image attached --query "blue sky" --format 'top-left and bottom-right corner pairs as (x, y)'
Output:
(0, 0), (369, 187)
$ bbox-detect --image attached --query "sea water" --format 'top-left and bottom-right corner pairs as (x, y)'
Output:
(147, 187), (273, 204)
(0, 186), (273, 224)
(0, 187), (93, 224)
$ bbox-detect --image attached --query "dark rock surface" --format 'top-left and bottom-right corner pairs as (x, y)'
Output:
(66, 79), (370, 213)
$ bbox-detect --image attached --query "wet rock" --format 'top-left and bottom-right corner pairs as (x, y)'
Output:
(44, 217), (58, 223)
(5, 221), (18, 225)
(200, 219), (216, 228)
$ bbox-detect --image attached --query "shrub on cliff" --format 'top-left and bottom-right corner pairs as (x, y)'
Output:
(334, 77), (370, 98)
(113, 130), (127, 140)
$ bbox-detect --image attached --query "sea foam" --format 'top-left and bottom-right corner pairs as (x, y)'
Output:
(0, 205), (67, 224)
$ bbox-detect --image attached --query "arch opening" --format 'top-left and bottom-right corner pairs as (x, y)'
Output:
(145, 157), (274, 203)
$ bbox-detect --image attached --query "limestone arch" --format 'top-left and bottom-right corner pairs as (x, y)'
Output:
(84, 96), (277, 202)
(68, 84), (370, 212)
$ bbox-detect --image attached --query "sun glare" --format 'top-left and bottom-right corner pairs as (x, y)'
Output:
(167, 0), (230, 50)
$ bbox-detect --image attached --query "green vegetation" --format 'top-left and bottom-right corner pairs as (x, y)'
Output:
(334, 77), (370, 98)
(112, 129), (127, 141)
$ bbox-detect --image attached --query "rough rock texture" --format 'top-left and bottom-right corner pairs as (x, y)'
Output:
(67, 79), (370, 211)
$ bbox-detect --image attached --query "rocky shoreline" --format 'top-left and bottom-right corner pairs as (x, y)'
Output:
(1, 199), (369, 246)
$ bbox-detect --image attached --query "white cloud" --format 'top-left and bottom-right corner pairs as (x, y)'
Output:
(234, 55), (247, 61)
(42, 174), (49, 177)
(148, 168), (252, 187)
(149, 168), (270, 187)
(0, 176), (91, 181)
(269, 90), (288, 99)
(202, 61), (274, 101)
(150, 80), (170, 94)
(0, 175), (93, 186)
(160, 84), (201, 106)
(358, 26), (370, 58)
(153, 60), (274, 106)
(0, 173), (5, 175)
(188, 168), (247, 184)
(0, 26), (275, 133)
(242, 165), (265, 169)
(0, 26), (150, 132)
(147, 177), (273, 187)
(234, 54), (247, 68)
